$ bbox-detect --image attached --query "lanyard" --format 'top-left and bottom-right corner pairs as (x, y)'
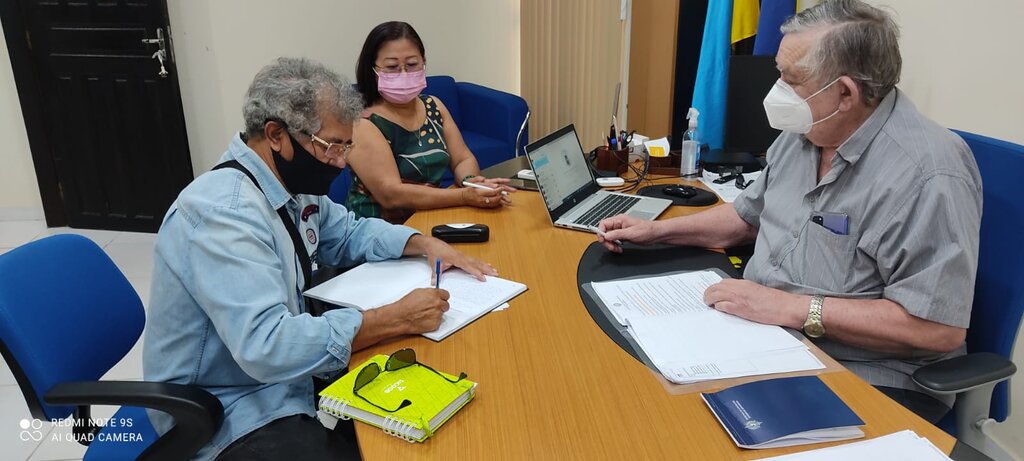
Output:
(212, 160), (312, 291)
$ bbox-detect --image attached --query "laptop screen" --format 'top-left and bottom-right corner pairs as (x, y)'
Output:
(526, 126), (594, 211)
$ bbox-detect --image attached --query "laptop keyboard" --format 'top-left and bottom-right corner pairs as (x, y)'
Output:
(571, 194), (642, 228)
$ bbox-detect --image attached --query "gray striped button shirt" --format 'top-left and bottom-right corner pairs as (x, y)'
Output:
(733, 88), (982, 406)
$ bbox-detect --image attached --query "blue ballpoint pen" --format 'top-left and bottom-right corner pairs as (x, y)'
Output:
(435, 258), (442, 289)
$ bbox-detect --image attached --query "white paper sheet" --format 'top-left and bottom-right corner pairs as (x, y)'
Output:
(305, 258), (428, 310)
(755, 430), (953, 461)
(589, 270), (823, 383)
(591, 270), (723, 326)
(424, 271), (526, 341)
(304, 258), (526, 341)
(627, 310), (822, 383)
(699, 169), (763, 203)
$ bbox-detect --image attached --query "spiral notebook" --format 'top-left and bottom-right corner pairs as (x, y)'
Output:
(318, 354), (477, 443)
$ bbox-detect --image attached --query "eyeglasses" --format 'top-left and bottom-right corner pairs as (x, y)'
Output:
(264, 119), (353, 160)
(374, 61), (425, 75)
(734, 174), (753, 190)
(309, 133), (354, 160)
(353, 348), (467, 413)
(712, 171), (754, 190)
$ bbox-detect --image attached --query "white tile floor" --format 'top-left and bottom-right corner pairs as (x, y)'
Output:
(1, 218), (1023, 460)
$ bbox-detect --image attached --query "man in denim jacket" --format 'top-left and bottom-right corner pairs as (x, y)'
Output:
(144, 57), (495, 460)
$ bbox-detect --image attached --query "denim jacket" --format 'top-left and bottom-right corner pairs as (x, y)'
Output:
(143, 134), (417, 459)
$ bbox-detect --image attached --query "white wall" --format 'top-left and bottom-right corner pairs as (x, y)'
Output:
(0, 20), (42, 212)
(166, 0), (521, 173)
(866, 0), (1024, 145)
(3, 1), (1020, 200)
(864, 2), (1024, 458)
(0, 0), (520, 210)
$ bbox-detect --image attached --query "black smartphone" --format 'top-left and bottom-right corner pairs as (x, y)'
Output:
(506, 178), (539, 191)
(431, 224), (490, 243)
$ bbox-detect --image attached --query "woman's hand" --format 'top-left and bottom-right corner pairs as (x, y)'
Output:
(461, 184), (512, 208)
(465, 176), (517, 195)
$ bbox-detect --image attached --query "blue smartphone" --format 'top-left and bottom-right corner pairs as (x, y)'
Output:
(811, 212), (849, 235)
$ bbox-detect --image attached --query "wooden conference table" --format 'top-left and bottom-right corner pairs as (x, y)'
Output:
(349, 171), (955, 460)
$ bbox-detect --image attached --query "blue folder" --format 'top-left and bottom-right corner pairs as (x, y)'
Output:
(702, 376), (865, 449)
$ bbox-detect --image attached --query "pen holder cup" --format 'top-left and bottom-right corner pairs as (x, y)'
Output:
(595, 146), (630, 175)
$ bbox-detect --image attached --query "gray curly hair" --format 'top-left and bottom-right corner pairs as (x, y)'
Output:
(781, 0), (901, 105)
(242, 57), (363, 137)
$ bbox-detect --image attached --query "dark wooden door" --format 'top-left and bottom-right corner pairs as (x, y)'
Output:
(2, 0), (193, 232)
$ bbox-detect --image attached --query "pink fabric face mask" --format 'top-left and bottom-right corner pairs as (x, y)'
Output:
(376, 69), (427, 105)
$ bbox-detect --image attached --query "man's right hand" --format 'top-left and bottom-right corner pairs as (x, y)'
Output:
(352, 287), (450, 351)
(391, 287), (450, 334)
(597, 215), (660, 253)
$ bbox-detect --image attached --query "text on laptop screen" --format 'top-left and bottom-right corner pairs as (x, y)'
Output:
(530, 131), (593, 210)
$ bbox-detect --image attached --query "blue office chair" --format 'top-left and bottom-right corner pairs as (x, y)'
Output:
(0, 234), (223, 461)
(424, 75), (529, 172)
(913, 130), (1024, 458)
(327, 168), (353, 207)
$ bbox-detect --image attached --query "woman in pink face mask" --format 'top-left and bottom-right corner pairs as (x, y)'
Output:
(347, 21), (515, 224)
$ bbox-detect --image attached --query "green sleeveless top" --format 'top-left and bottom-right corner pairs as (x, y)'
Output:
(347, 95), (451, 223)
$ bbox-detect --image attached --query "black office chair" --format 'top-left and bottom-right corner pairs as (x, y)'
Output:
(912, 131), (1024, 459)
(0, 234), (223, 460)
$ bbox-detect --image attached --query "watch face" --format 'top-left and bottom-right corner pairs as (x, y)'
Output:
(805, 323), (825, 338)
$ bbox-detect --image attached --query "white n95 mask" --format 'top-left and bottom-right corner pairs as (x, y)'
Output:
(763, 78), (840, 134)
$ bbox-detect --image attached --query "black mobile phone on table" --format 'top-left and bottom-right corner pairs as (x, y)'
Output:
(431, 224), (490, 243)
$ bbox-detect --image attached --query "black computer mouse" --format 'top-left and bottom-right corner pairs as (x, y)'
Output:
(662, 185), (697, 199)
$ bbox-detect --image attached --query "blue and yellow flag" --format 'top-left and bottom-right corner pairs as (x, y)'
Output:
(692, 0), (733, 150)
(731, 0), (760, 45)
(754, 0), (798, 56)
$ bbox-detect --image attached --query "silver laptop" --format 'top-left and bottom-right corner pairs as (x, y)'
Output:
(524, 124), (671, 232)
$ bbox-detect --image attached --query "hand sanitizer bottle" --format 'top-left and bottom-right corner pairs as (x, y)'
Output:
(680, 108), (701, 177)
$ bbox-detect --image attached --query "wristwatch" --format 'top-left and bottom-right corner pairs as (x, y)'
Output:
(803, 295), (826, 338)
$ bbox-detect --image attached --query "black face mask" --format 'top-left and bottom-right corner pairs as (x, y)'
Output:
(271, 130), (343, 196)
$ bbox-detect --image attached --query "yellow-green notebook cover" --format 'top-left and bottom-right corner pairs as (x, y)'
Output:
(318, 355), (477, 442)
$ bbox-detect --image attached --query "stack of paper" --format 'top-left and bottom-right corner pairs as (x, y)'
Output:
(589, 270), (823, 383)
(699, 169), (763, 203)
(754, 430), (952, 460)
(304, 257), (526, 341)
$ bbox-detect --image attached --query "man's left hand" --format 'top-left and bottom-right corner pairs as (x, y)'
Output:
(703, 279), (804, 329)
(406, 235), (497, 282)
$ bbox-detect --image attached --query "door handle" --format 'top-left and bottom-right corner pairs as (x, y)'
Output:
(141, 28), (169, 78)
